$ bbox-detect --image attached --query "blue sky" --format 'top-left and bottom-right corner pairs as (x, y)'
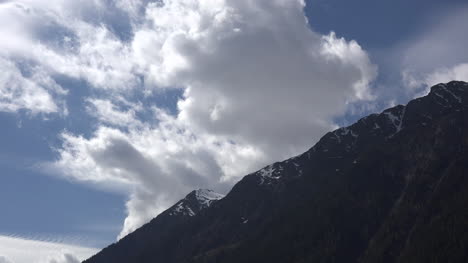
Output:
(0, 0), (467, 262)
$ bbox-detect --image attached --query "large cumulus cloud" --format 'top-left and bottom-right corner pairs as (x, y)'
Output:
(48, 108), (265, 238)
(2, 0), (376, 238)
(137, 0), (376, 154)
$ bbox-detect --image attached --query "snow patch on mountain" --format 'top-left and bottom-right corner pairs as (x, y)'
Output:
(194, 189), (225, 208)
(172, 202), (196, 217)
(169, 189), (224, 217)
(434, 83), (463, 104)
(384, 106), (406, 137)
(258, 165), (280, 184)
(257, 159), (304, 185)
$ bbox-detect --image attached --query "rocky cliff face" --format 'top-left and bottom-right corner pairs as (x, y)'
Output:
(84, 81), (468, 263)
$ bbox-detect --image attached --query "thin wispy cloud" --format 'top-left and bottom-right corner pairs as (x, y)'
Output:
(0, 235), (97, 263)
(400, 6), (468, 93)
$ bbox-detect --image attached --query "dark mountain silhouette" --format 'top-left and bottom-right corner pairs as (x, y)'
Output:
(84, 81), (468, 263)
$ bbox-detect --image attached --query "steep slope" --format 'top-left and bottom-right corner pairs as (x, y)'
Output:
(168, 189), (225, 217)
(85, 81), (468, 263)
(84, 189), (224, 263)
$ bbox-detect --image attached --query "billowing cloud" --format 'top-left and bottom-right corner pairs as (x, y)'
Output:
(134, 0), (376, 154)
(425, 63), (468, 85)
(48, 109), (266, 238)
(37, 0), (377, 239)
(403, 63), (468, 93)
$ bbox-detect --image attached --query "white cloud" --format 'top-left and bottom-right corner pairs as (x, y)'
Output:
(0, 57), (66, 115)
(43, 0), (377, 239)
(2, 0), (466, 250)
(47, 253), (80, 263)
(47, 109), (266, 238)
(0, 235), (97, 263)
(134, 0), (376, 155)
(0, 0), (377, 118)
(401, 6), (468, 93)
(425, 63), (468, 85)
(86, 98), (143, 128)
(402, 63), (468, 98)
(0, 0), (144, 114)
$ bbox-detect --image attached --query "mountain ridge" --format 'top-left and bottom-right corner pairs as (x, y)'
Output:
(85, 81), (468, 263)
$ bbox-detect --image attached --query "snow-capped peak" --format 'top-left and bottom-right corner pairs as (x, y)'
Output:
(194, 189), (225, 208)
(169, 189), (225, 217)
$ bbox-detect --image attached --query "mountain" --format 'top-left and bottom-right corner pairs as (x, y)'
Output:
(84, 189), (224, 263)
(168, 189), (225, 217)
(84, 81), (468, 263)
